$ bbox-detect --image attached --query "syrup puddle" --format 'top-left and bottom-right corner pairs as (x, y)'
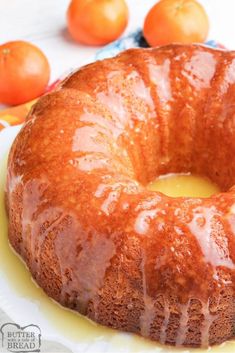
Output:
(0, 154), (235, 352)
(147, 173), (220, 198)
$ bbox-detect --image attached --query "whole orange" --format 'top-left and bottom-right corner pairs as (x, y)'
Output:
(144, 0), (209, 47)
(67, 0), (129, 46)
(0, 41), (50, 105)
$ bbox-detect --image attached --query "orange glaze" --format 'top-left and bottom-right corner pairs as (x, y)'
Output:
(6, 44), (235, 347)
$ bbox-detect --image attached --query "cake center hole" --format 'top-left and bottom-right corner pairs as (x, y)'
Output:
(147, 173), (220, 198)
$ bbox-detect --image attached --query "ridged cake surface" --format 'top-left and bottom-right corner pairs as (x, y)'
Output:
(6, 45), (235, 347)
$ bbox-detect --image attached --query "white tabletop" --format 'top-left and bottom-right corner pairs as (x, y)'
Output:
(1, 0), (235, 85)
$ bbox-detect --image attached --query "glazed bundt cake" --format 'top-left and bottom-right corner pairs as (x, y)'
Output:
(6, 44), (235, 347)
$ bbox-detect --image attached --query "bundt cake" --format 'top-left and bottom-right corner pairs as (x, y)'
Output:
(6, 44), (235, 348)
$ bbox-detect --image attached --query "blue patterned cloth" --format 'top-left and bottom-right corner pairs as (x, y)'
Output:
(95, 29), (225, 61)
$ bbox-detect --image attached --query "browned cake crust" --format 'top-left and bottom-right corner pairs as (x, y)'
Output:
(6, 44), (235, 347)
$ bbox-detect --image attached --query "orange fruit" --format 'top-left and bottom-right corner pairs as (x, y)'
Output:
(67, 0), (129, 46)
(0, 41), (50, 105)
(143, 0), (209, 47)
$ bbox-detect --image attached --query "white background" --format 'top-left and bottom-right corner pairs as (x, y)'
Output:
(1, 0), (235, 83)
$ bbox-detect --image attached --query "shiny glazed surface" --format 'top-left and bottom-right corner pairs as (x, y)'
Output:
(6, 45), (235, 347)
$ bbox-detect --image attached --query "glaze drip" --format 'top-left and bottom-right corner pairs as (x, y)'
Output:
(55, 219), (117, 313)
(140, 254), (155, 338)
(159, 300), (170, 344)
(175, 301), (190, 346)
(188, 206), (235, 269)
(201, 301), (216, 347)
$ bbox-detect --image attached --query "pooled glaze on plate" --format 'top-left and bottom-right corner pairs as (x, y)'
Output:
(148, 174), (220, 198)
